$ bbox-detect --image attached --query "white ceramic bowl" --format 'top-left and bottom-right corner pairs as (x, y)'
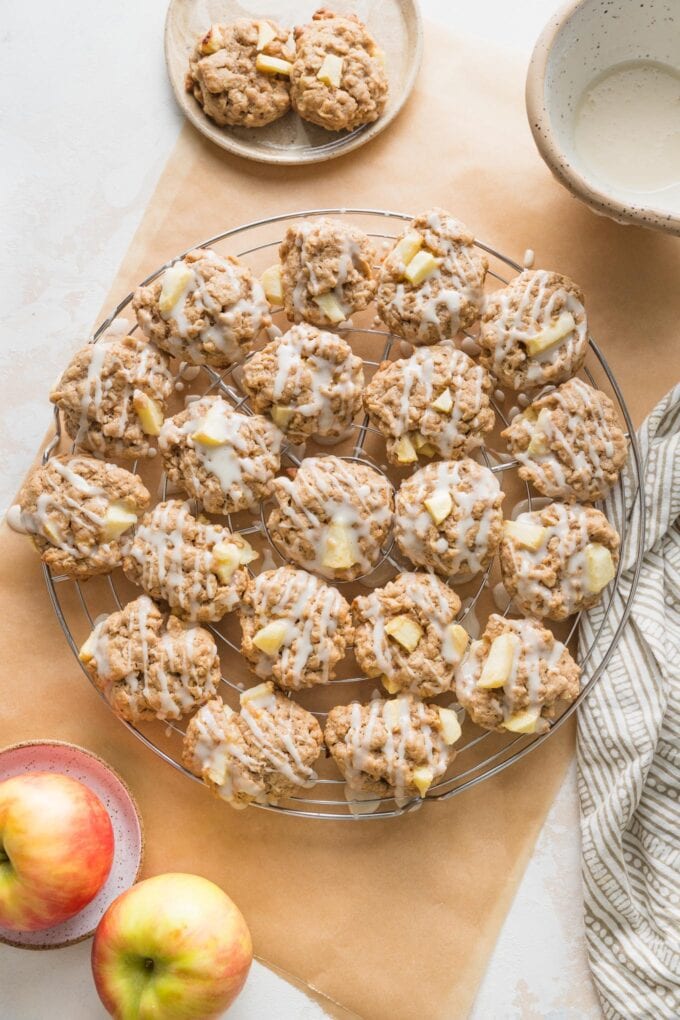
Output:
(526, 0), (680, 235)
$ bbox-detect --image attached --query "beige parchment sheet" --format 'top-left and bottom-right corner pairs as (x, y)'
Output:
(2, 23), (679, 1020)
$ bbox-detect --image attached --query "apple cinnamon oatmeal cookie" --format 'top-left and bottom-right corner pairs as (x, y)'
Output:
(501, 378), (628, 503)
(7, 456), (150, 579)
(79, 595), (220, 724)
(363, 341), (495, 466)
(353, 572), (468, 698)
(240, 567), (352, 690)
(266, 455), (394, 581)
(324, 695), (461, 805)
(290, 8), (388, 132)
(159, 395), (282, 515)
(500, 502), (620, 620)
(50, 335), (173, 460)
(182, 683), (323, 809)
(123, 500), (257, 622)
(186, 19), (293, 128)
(456, 614), (581, 734)
(376, 209), (488, 345)
(275, 217), (376, 328)
(394, 459), (504, 578)
(132, 248), (270, 368)
(241, 323), (364, 443)
(478, 270), (588, 391)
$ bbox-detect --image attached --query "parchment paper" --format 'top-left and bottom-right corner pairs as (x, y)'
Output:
(2, 23), (679, 1020)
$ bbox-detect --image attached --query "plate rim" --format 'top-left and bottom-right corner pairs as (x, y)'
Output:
(163, 0), (424, 165)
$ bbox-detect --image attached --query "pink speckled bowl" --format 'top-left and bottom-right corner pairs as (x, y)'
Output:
(0, 741), (144, 949)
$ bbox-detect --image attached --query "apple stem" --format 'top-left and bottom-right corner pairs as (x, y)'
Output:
(144, 958), (154, 972)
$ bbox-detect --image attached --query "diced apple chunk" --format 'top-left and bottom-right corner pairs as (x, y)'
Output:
(78, 632), (96, 664)
(478, 632), (519, 690)
(438, 707), (462, 746)
(404, 251), (440, 286)
(236, 539), (258, 566)
(212, 542), (242, 583)
(199, 26), (222, 55)
(431, 388), (453, 413)
(393, 231), (422, 267)
(383, 698), (403, 728)
(261, 264), (283, 305)
(159, 262), (194, 315)
(503, 707), (541, 733)
(133, 391), (164, 436)
(419, 442), (437, 457)
(381, 675), (400, 694)
(585, 543), (616, 594)
(503, 519), (548, 551)
(102, 500), (137, 542)
(252, 620), (289, 655)
(240, 681), (274, 708)
(191, 407), (229, 447)
(255, 53), (293, 76)
(384, 614), (423, 653)
(525, 311), (576, 356)
(312, 291), (346, 324)
(322, 520), (358, 570)
(526, 408), (553, 456)
(394, 435), (418, 464)
(42, 519), (64, 547)
(317, 53), (344, 87)
(271, 405), (295, 429)
(412, 766), (434, 797)
(257, 21), (277, 52)
(442, 623), (469, 662)
(424, 489), (453, 525)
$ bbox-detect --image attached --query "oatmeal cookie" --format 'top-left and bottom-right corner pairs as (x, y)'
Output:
(456, 613), (581, 734)
(394, 458), (504, 578)
(501, 377), (628, 503)
(50, 335), (173, 460)
(500, 502), (620, 620)
(266, 455), (394, 581)
(290, 8), (388, 132)
(79, 595), (220, 724)
(278, 217), (376, 327)
(182, 683), (323, 809)
(353, 572), (467, 698)
(7, 456), (150, 579)
(186, 19), (293, 128)
(133, 248), (270, 368)
(242, 323), (364, 443)
(240, 566), (352, 690)
(364, 341), (495, 465)
(478, 270), (588, 391)
(324, 695), (461, 804)
(123, 500), (256, 622)
(159, 395), (282, 515)
(377, 209), (488, 345)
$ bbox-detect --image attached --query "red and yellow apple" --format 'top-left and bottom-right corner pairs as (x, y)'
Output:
(0, 770), (114, 931)
(91, 873), (253, 1019)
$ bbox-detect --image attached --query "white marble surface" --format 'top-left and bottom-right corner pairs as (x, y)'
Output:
(0, 1), (601, 1016)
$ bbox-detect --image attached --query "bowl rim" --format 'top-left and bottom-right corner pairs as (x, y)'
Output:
(525, 0), (680, 236)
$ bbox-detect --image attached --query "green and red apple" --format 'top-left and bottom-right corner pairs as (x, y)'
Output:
(0, 770), (114, 931)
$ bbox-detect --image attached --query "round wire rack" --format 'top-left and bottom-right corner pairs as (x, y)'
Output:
(42, 209), (645, 820)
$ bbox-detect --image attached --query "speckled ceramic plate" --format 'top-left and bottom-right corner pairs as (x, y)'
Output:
(0, 741), (144, 949)
(164, 0), (423, 164)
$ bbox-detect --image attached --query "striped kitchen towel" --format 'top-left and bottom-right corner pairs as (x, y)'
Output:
(578, 384), (680, 1019)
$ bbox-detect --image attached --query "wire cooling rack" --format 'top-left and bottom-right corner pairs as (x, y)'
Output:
(41, 209), (645, 819)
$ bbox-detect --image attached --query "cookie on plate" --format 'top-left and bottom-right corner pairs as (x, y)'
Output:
(501, 377), (628, 503)
(363, 341), (495, 466)
(7, 455), (150, 579)
(242, 323), (364, 443)
(500, 502), (620, 620)
(456, 613), (581, 734)
(266, 455), (394, 581)
(182, 683), (323, 809)
(324, 695), (461, 805)
(478, 270), (588, 391)
(377, 209), (488, 344)
(79, 594), (220, 724)
(240, 566), (353, 690)
(352, 572), (468, 698)
(290, 8), (388, 132)
(186, 19), (293, 128)
(394, 458), (504, 578)
(50, 335), (173, 461)
(159, 395), (283, 515)
(123, 500), (257, 622)
(133, 248), (270, 368)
